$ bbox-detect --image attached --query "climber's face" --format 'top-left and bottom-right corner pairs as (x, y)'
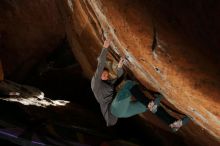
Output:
(101, 70), (109, 81)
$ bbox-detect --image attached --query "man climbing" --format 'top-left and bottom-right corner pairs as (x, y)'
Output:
(91, 38), (190, 131)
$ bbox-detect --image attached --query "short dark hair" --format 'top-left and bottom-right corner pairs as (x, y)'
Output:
(103, 67), (109, 72)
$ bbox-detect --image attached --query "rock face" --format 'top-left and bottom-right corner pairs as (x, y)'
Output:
(57, 0), (220, 146)
(0, 0), (220, 146)
(0, 0), (65, 81)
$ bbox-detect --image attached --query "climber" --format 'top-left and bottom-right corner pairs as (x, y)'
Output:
(91, 38), (190, 131)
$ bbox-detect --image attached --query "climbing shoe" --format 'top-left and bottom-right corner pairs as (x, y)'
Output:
(170, 116), (190, 132)
(148, 93), (164, 113)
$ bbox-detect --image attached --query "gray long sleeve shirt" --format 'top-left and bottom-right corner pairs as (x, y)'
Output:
(91, 48), (124, 126)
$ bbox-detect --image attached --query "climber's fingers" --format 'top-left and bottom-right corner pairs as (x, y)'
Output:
(103, 39), (112, 48)
(118, 57), (125, 68)
(124, 58), (132, 68)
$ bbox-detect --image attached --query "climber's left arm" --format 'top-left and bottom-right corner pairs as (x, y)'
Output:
(116, 57), (125, 78)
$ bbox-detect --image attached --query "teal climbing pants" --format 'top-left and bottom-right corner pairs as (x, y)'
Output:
(110, 80), (147, 118)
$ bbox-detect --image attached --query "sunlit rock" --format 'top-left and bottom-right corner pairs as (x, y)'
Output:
(0, 80), (69, 107)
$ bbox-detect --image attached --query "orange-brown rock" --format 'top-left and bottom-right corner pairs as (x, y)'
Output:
(58, 0), (220, 146)
(0, 0), (220, 145)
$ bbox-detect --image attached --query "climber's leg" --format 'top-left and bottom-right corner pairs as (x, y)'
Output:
(111, 96), (147, 118)
(130, 85), (165, 113)
(129, 85), (150, 106)
(111, 81), (147, 118)
(155, 106), (190, 132)
(169, 116), (190, 132)
(154, 106), (177, 125)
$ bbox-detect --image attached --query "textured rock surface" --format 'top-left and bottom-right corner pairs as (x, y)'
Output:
(0, 0), (65, 81)
(58, 0), (220, 145)
(0, 0), (220, 145)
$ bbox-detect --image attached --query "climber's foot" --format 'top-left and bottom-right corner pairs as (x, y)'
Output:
(170, 120), (182, 132)
(148, 101), (158, 113)
(148, 93), (164, 113)
(169, 116), (190, 132)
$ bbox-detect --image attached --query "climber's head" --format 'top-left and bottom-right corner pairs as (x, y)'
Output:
(101, 68), (110, 81)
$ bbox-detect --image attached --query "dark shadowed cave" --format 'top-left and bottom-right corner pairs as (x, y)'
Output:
(0, 0), (220, 146)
